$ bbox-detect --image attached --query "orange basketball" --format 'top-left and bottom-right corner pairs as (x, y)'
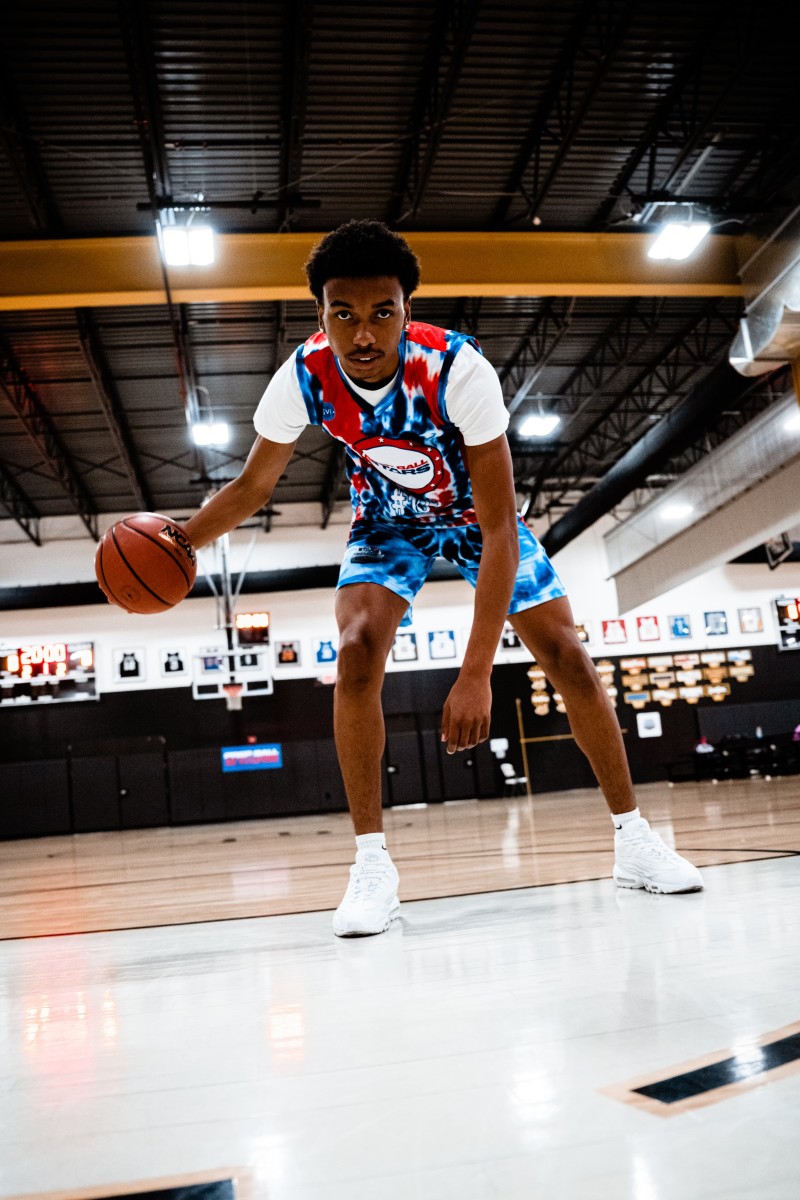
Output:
(95, 513), (197, 614)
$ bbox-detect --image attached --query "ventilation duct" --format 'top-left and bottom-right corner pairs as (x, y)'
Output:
(730, 202), (800, 379)
(604, 392), (800, 612)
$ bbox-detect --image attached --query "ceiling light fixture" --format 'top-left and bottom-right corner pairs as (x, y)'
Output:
(520, 414), (561, 438)
(161, 224), (215, 267)
(192, 422), (229, 446)
(647, 210), (711, 262)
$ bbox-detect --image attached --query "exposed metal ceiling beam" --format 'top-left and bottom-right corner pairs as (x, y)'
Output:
(277, 0), (312, 231)
(118, 0), (207, 482)
(589, 2), (730, 229)
(541, 361), (767, 558)
(498, 299), (576, 418)
(387, 0), (480, 226)
(0, 335), (98, 540)
(0, 66), (64, 235)
(0, 232), (743, 311)
(76, 309), (153, 511)
(537, 302), (739, 523)
(543, 304), (738, 503)
(0, 457), (41, 545)
(492, 0), (637, 229)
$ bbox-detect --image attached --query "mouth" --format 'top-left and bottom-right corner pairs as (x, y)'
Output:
(349, 351), (382, 364)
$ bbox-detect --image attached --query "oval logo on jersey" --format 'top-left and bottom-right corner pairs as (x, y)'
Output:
(354, 436), (445, 495)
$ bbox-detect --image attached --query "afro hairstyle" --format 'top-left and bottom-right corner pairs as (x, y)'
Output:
(305, 219), (421, 302)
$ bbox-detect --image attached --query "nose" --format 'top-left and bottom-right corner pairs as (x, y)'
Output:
(353, 325), (376, 346)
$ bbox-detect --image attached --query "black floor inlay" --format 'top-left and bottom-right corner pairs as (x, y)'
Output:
(634, 1033), (800, 1104)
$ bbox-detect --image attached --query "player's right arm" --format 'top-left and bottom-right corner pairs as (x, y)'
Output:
(182, 435), (296, 549)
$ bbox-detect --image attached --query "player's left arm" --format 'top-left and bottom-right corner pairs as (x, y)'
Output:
(441, 433), (519, 754)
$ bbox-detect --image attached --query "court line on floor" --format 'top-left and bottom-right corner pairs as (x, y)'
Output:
(602, 1020), (800, 1117)
(1, 851), (797, 941)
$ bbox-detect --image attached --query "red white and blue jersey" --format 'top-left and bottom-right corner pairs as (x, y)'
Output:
(294, 322), (480, 526)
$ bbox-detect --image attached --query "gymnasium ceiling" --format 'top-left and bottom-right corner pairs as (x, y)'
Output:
(1, 0), (798, 551)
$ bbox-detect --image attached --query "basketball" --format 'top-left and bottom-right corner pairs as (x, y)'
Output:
(95, 512), (197, 614)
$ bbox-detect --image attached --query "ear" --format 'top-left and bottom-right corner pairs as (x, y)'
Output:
(403, 299), (411, 329)
(316, 302), (325, 332)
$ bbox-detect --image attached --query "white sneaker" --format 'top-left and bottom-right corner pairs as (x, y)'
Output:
(613, 816), (703, 894)
(332, 849), (400, 937)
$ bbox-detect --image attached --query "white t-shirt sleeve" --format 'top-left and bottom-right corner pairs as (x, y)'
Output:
(252, 352), (309, 443)
(444, 342), (510, 445)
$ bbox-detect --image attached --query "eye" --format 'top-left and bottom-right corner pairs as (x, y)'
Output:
(376, 309), (393, 319)
(335, 312), (351, 321)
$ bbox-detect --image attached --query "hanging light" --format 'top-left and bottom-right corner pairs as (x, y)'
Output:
(520, 414), (561, 438)
(160, 220), (215, 267)
(192, 422), (229, 446)
(648, 206), (711, 261)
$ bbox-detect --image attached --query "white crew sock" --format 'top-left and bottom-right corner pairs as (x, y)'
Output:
(612, 807), (641, 832)
(356, 832), (388, 855)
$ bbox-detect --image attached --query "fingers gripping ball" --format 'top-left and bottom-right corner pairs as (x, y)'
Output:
(95, 513), (197, 614)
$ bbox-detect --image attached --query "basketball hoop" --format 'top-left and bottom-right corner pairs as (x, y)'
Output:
(222, 681), (244, 711)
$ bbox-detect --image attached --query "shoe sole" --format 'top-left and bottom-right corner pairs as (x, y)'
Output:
(332, 898), (400, 938)
(613, 868), (703, 895)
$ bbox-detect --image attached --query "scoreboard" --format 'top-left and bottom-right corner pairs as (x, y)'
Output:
(0, 641), (97, 706)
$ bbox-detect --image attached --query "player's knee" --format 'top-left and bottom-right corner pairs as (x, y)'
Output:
(336, 625), (385, 692)
(538, 633), (595, 689)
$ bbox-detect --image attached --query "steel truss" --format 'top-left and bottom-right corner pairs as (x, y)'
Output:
(534, 301), (740, 516)
(0, 456), (40, 545)
(0, 336), (98, 540)
(492, 0), (636, 228)
(387, 0), (480, 225)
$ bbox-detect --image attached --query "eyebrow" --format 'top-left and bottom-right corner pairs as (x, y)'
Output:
(329, 298), (397, 309)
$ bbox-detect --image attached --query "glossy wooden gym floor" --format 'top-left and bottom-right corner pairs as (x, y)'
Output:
(1, 778), (797, 940)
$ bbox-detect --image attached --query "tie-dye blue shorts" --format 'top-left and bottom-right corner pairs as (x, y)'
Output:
(338, 517), (566, 614)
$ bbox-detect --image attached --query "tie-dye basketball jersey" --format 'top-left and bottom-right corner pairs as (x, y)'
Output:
(295, 322), (480, 526)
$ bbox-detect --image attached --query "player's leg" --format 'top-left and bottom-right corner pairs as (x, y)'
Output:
(510, 591), (702, 893)
(449, 519), (702, 893)
(509, 594), (636, 813)
(331, 522), (435, 935)
(334, 581), (409, 834)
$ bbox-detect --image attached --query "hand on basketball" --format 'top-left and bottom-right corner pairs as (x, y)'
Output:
(95, 512), (197, 614)
(441, 674), (492, 755)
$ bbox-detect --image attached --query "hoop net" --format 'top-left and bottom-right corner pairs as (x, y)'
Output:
(222, 681), (244, 711)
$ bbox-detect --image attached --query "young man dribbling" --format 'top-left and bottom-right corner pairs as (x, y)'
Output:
(184, 220), (703, 936)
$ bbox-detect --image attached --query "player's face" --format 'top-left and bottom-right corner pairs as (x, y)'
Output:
(318, 276), (410, 384)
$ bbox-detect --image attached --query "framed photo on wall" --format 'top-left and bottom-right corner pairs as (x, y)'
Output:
(636, 615), (660, 642)
(602, 619), (627, 645)
(669, 614), (692, 639)
(314, 638), (338, 665)
(275, 640), (301, 666)
(501, 623), (522, 649)
(392, 632), (418, 662)
(113, 648), (146, 683)
(428, 630), (456, 659)
(160, 648), (187, 677)
(704, 610), (728, 636)
(738, 606), (763, 634)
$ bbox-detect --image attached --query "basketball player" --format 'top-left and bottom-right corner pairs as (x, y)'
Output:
(183, 220), (703, 936)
